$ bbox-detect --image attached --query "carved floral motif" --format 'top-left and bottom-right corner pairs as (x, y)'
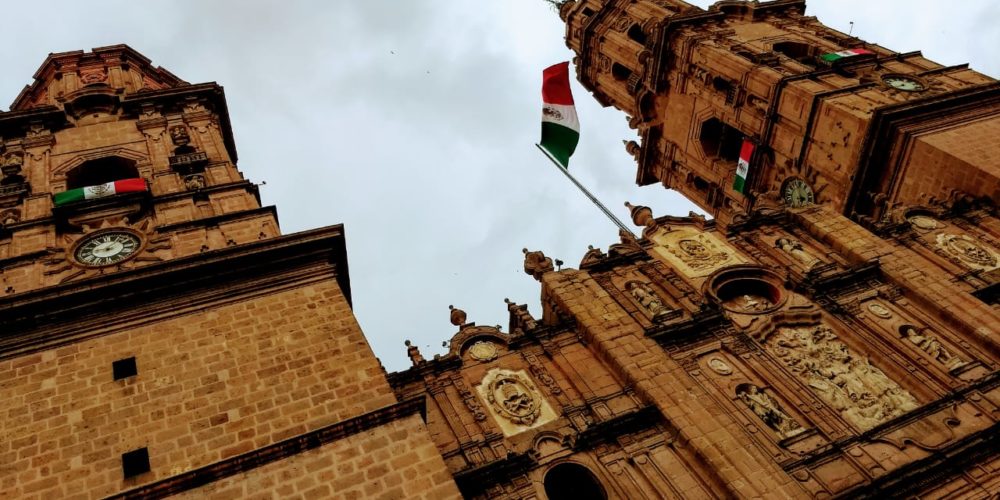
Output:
(765, 325), (919, 430)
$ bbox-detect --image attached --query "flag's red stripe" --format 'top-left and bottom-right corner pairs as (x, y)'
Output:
(739, 140), (754, 161)
(542, 62), (575, 106)
(113, 178), (147, 193)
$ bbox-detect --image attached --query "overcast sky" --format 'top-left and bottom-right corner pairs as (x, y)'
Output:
(1, 1), (997, 371)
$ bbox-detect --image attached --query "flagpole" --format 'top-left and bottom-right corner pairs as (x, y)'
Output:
(535, 144), (637, 239)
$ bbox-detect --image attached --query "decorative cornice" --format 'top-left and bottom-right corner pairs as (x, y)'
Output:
(0, 225), (350, 359)
(108, 396), (427, 500)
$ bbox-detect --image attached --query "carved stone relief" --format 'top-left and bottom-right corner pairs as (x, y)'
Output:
(625, 280), (674, 320)
(774, 237), (822, 269)
(764, 325), (919, 430)
(900, 325), (969, 373)
(707, 357), (733, 375)
(183, 174), (205, 191)
(866, 301), (893, 319)
(723, 293), (775, 313)
(468, 341), (499, 362)
(935, 233), (999, 272)
(650, 228), (748, 278)
(477, 368), (557, 436)
(737, 384), (805, 439)
(907, 215), (939, 231)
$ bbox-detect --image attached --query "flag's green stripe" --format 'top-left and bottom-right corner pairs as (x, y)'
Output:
(540, 121), (579, 168)
(53, 188), (86, 206)
(733, 176), (746, 194)
(820, 53), (842, 63)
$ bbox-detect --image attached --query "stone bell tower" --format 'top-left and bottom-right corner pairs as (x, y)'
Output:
(560, 0), (1000, 226)
(0, 46), (458, 499)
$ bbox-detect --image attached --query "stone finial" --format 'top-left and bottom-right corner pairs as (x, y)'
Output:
(449, 305), (467, 326)
(404, 340), (424, 366)
(623, 140), (641, 161)
(523, 248), (554, 281)
(625, 202), (656, 229)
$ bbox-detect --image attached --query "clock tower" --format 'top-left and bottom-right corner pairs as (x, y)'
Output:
(560, 0), (1000, 226)
(0, 46), (459, 498)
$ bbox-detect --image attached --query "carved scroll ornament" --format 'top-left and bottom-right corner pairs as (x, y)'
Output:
(482, 370), (542, 426)
(936, 234), (999, 271)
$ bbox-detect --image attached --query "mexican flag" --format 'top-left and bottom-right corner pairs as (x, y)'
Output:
(539, 62), (580, 168)
(53, 178), (147, 206)
(820, 48), (874, 64)
(733, 140), (754, 194)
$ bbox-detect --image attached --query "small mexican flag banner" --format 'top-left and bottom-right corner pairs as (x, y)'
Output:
(820, 48), (874, 64)
(53, 178), (147, 206)
(733, 140), (755, 194)
(539, 61), (580, 168)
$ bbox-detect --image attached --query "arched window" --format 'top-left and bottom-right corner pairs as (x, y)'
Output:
(699, 118), (743, 162)
(65, 157), (139, 190)
(627, 24), (647, 45)
(773, 41), (821, 68)
(544, 463), (606, 500)
(611, 63), (632, 82)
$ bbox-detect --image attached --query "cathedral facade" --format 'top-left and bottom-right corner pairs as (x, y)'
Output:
(2, 0), (1000, 499)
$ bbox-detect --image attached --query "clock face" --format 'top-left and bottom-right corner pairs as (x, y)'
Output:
(782, 178), (815, 208)
(74, 231), (142, 267)
(883, 75), (925, 92)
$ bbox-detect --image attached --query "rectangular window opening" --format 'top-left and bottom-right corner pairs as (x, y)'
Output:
(121, 447), (150, 478)
(112, 357), (138, 381)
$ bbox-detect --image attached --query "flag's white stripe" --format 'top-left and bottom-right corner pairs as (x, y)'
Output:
(736, 158), (750, 179)
(541, 103), (580, 133)
(83, 182), (117, 200)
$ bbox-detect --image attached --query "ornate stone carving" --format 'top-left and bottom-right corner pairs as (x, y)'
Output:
(523, 248), (554, 280)
(901, 325), (969, 373)
(169, 125), (191, 147)
(468, 341), (499, 362)
(736, 384), (805, 438)
(625, 280), (673, 320)
(481, 370), (542, 426)
(183, 174), (205, 191)
(524, 352), (562, 395)
(724, 294), (774, 313)
(0, 208), (19, 225)
(936, 233), (999, 271)
(454, 377), (487, 422)
(651, 229), (747, 278)
(765, 325), (919, 430)
(775, 237), (821, 269)
(866, 302), (893, 319)
(707, 356), (733, 375)
(79, 69), (107, 84)
(907, 215), (939, 231)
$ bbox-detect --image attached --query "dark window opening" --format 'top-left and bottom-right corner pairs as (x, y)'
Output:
(712, 77), (737, 104)
(735, 50), (756, 61)
(773, 41), (820, 68)
(699, 118), (743, 162)
(121, 448), (150, 479)
(582, 7), (595, 16)
(611, 63), (632, 82)
(544, 463), (606, 500)
(627, 24), (647, 45)
(65, 156), (139, 190)
(112, 357), (138, 381)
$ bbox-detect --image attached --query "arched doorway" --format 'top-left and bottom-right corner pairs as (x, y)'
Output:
(543, 462), (607, 500)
